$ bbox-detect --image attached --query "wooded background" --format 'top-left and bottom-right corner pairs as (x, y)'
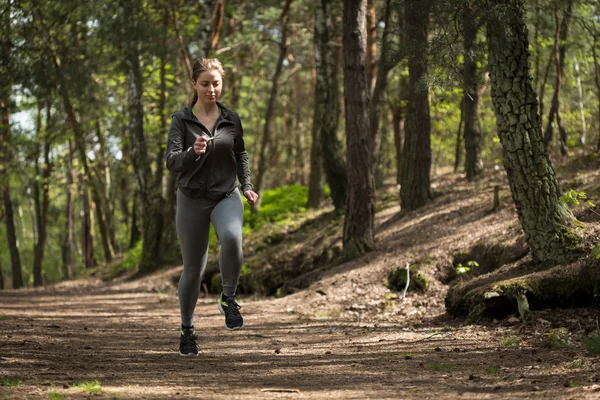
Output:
(0, 0), (597, 289)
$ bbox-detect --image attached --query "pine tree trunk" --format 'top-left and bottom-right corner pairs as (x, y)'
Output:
(253, 0), (293, 211)
(366, 0), (377, 91)
(120, 0), (164, 273)
(401, 0), (432, 211)
(574, 56), (587, 145)
(342, 0), (375, 259)
(454, 98), (464, 173)
(543, 4), (572, 156)
(32, 101), (52, 287)
(369, 0), (396, 179)
(315, 0), (347, 212)
(79, 174), (95, 269)
(62, 140), (75, 279)
(486, 0), (577, 264)
(463, 7), (483, 180)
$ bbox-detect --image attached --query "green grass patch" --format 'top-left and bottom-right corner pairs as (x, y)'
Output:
(486, 366), (500, 374)
(429, 363), (453, 372)
(48, 392), (66, 400)
(0, 315), (8, 321)
(541, 328), (570, 349)
(0, 376), (22, 386)
(499, 335), (518, 346)
(244, 184), (309, 229)
(72, 380), (102, 393)
(583, 334), (600, 355)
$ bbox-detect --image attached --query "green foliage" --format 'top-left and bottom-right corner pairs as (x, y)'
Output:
(115, 240), (143, 272)
(561, 189), (587, 206)
(486, 366), (500, 374)
(541, 328), (570, 349)
(386, 265), (429, 292)
(428, 364), (453, 372)
(499, 335), (518, 346)
(0, 376), (21, 386)
(583, 334), (600, 355)
(48, 392), (66, 400)
(456, 260), (479, 275)
(72, 380), (102, 393)
(244, 185), (308, 229)
(593, 245), (600, 260)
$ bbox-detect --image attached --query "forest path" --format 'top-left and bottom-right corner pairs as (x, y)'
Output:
(1, 287), (599, 399)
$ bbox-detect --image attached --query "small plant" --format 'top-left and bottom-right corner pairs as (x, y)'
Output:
(499, 335), (518, 346)
(72, 380), (102, 393)
(0, 315), (8, 321)
(429, 364), (453, 372)
(566, 358), (590, 369)
(541, 328), (570, 349)
(0, 376), (21, 386)
(456, 260), (479, 275)
(583, 334), (600, 355)
(48, 392), (66, 400)
(486, 366), (500, 374)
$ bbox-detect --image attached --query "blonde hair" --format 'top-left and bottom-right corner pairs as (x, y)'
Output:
(190, 58), (226, 105)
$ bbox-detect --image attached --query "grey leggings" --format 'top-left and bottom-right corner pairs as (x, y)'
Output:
(176, 188), (244, 327)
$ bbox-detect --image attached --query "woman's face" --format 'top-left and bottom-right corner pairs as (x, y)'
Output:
(193, 69), (223, 106)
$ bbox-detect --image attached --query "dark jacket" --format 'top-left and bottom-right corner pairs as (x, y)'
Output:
(165, 102), (253, 199)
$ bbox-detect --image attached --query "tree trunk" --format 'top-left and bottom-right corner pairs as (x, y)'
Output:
(543, 3), (572, 156)
(294, 74), (306, 185)
(198, 0), (218, 57)
(574, 56), (587, 145)
(78, 173), (95, 269)
(62, 139), (75, 279)
(1, 104), (24, 289)
(369, 0), (397, 180)
(401, 0), (432, 211)
(95, 119), (117, 252)
(253, 0), (293, 211)
(463, 6), (483, 180)
(342, 0), (375, 259)
(32, 101), (52, 287)
(307, 76), (324, 204)
(366, 0), (377, 92)
(454, 98), (464, 173)
(120, 0), (164, 274)
(314, 0), (347, 212)
(486, 0), (577, 264)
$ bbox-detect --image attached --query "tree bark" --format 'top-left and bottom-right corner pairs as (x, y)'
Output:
(120, 0), (164, 273)
(366, 0), (377, 92)
(253, 0), (293, 211)
(401, 0), (432, 211)
(369, 0), (397, 180)
(307, 65), (324, 207)
(32, 101), (53, 287)
(486, 0), (577, 264)
(463, 6), (483, 180)
(454, 98), (464, 173)
(78, 173), (95, 269)
(1, 104), (24, 289)
(342, 0), (375, 259)
(312, 0), (347, 212)
(543, 3), (572, 156)
(62, 139), (75, 279)
(574, 56), (587, 145)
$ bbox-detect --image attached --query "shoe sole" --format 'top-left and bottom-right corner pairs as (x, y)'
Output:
(179, 351), (199, 357)
(218, 302), (244, 331)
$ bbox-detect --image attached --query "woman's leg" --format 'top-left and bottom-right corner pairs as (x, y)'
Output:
(210, 189), (244, 298)
(176, 190), (214, 327)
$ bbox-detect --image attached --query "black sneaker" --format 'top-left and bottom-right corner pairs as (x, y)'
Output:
(179, 327), (198, 356)
(218, 293), (244, 330)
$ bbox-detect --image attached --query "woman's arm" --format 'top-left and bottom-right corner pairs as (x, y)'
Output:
(233, 112), (254, 193)
(165, 115), (198, 172)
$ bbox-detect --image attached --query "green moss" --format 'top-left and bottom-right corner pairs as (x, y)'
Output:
(559, 227), (580, 251)
(386, 266), (429, 292)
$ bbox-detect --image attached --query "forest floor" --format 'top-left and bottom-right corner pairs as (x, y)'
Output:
(2, 151), (600, 399)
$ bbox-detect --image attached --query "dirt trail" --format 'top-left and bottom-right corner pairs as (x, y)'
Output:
(1, 286), (600, 400)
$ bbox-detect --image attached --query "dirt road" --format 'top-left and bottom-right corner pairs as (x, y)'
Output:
(1, 285), (600, 400)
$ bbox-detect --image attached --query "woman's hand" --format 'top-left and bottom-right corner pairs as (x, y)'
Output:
(193, 135), (210, 155)
(243, 190), (259, 206)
